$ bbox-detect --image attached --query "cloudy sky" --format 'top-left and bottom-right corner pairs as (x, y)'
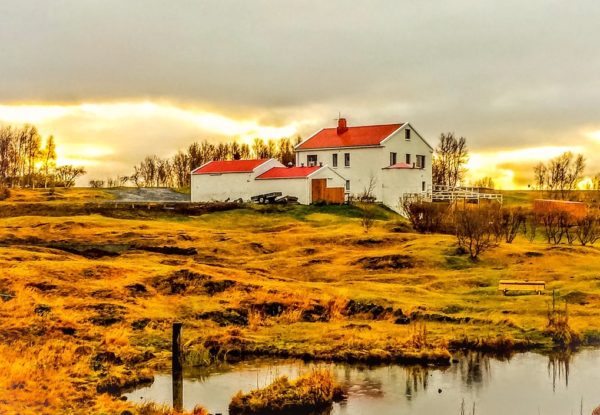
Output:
(1, 0), (599, 188)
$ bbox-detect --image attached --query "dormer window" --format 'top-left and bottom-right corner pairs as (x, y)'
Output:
(405, 129), (411, 140)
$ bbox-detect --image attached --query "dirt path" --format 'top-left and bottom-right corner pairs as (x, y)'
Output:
(107, 188), (190, 202)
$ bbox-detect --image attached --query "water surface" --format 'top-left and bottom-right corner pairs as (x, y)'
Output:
(126, 349), (600, 415)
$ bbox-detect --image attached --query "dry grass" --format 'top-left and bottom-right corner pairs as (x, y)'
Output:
(229, 369), (343, 414)
(2, 192), (600, 412)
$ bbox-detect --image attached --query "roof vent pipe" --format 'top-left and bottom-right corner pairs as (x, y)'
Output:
(319, 162), (323, 167)
(287, 162), (293, 167)
(301, 162), (304, 167)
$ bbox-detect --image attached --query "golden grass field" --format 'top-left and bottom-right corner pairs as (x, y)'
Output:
(1, 188), (600, 414)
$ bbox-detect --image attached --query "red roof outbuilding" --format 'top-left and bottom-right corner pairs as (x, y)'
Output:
(296, 120), (404, 150)
(256, 166), (321, 180)
(192, 159), (269, 175)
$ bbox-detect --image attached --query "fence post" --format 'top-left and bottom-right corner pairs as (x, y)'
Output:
(172, 322), (183, 372)
(172, 322), (183, 411)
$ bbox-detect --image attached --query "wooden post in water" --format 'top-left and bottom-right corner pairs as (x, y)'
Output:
(172, 322), (183, 411)
(172, 322), (183, 371)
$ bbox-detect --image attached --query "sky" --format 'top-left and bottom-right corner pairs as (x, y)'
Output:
(1, 0), (600, 188)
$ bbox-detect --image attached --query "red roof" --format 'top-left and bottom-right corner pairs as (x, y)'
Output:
(297, 123), (403, 150)
(192, 159), (269, 175)
(256, 166), (321, 180)
(384, 162), (414, 170)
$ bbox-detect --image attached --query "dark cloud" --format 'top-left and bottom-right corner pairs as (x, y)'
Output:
(1, 0), (600, 181)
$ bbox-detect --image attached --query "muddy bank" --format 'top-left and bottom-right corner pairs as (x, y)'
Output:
(0, 201), (240, 218)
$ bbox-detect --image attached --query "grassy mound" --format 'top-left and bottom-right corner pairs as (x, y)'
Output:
(229, 370), (344, 414)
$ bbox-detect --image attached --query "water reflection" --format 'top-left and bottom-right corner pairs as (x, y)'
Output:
(125, 350), (600, 415)
(547, 350), (571, 390)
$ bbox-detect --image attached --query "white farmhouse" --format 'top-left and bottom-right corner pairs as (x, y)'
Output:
(295, 118), (433, 210)
(190, 158), (345, 204)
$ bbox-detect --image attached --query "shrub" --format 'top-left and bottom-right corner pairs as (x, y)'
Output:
(89, 179), (105, 188)
(0, 186), (10, 201)
(575, 213), (600, 246)
(402, 200), (451, 233)
(229, 370), (344, 415)
(454, 204), (499, 260)
(360, 204), (376, 233)
(499, 206), (527, 243)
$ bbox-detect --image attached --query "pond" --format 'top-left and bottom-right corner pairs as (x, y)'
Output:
(125, 349), (600, 415)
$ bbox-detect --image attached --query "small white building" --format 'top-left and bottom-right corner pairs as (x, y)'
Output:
(295, 118), (433, 211)
(254, 165), (346, 205)
(190, 158), (346, 204)
(191, 159), (282, 202)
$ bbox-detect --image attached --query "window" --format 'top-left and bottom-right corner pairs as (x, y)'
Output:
(416, 155), (425, 169)
(422, 181), (426, 191)
(405, 154), (411, 164)
(344, 153), (350, 167)
(307, 155), (317, 166)
(345, 180), (350, 191)
(390, 152), (397, 166)
(332, 153), (338, 167)
(405, 129), (411, 140)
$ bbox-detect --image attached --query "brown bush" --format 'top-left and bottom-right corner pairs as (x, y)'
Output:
(0, 187), (10, 201)
(402, 200), (451, 234)
(454, 204), (499, 260)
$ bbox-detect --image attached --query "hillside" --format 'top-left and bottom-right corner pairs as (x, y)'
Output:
(2, 190), (600, 414)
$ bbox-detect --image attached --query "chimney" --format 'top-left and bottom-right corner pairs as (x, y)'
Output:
(337, 118), (348, 135)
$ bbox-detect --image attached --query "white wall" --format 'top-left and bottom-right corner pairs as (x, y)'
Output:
(252, 166), (346, 205)
(253, 178), (311, 204)
(295, 123), (432, 206)
(190, 159), (283, 202)
(381, 168), (430, 212)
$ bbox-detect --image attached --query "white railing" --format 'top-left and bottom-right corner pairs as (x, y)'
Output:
(402, 185), (503, 204)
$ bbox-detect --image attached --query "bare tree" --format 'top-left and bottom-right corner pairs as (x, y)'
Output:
(360, 205), (376, 233)
(473, 176), (495, 189)
(41, 135), (57, 188)
(172, 150), (190, 188)
(500, 207), (527, 243)
(575, 214), (600, 246)
(455, 205), (498, 260)
(277, 138), (295, 165)
(89, 179), (105, 188)
(534, 152), (585, 199)
(55, 165), (86, 188)
(432, 133), (469, 188)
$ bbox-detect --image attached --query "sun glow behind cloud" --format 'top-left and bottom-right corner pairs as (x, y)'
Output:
(0, 101), (598, 189)
(0, 101), (300, 181)
(465, 146), (586, 189)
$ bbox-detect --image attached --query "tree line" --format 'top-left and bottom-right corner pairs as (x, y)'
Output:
(93, 137), (299, 189)
(430, 132), (600, 198)
(0, 124), (86, 190)
(403, 200), (600, 260)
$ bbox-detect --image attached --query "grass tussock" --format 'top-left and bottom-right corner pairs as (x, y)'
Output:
(229, 370), (344, 415)
(136, 402), (209, 415)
